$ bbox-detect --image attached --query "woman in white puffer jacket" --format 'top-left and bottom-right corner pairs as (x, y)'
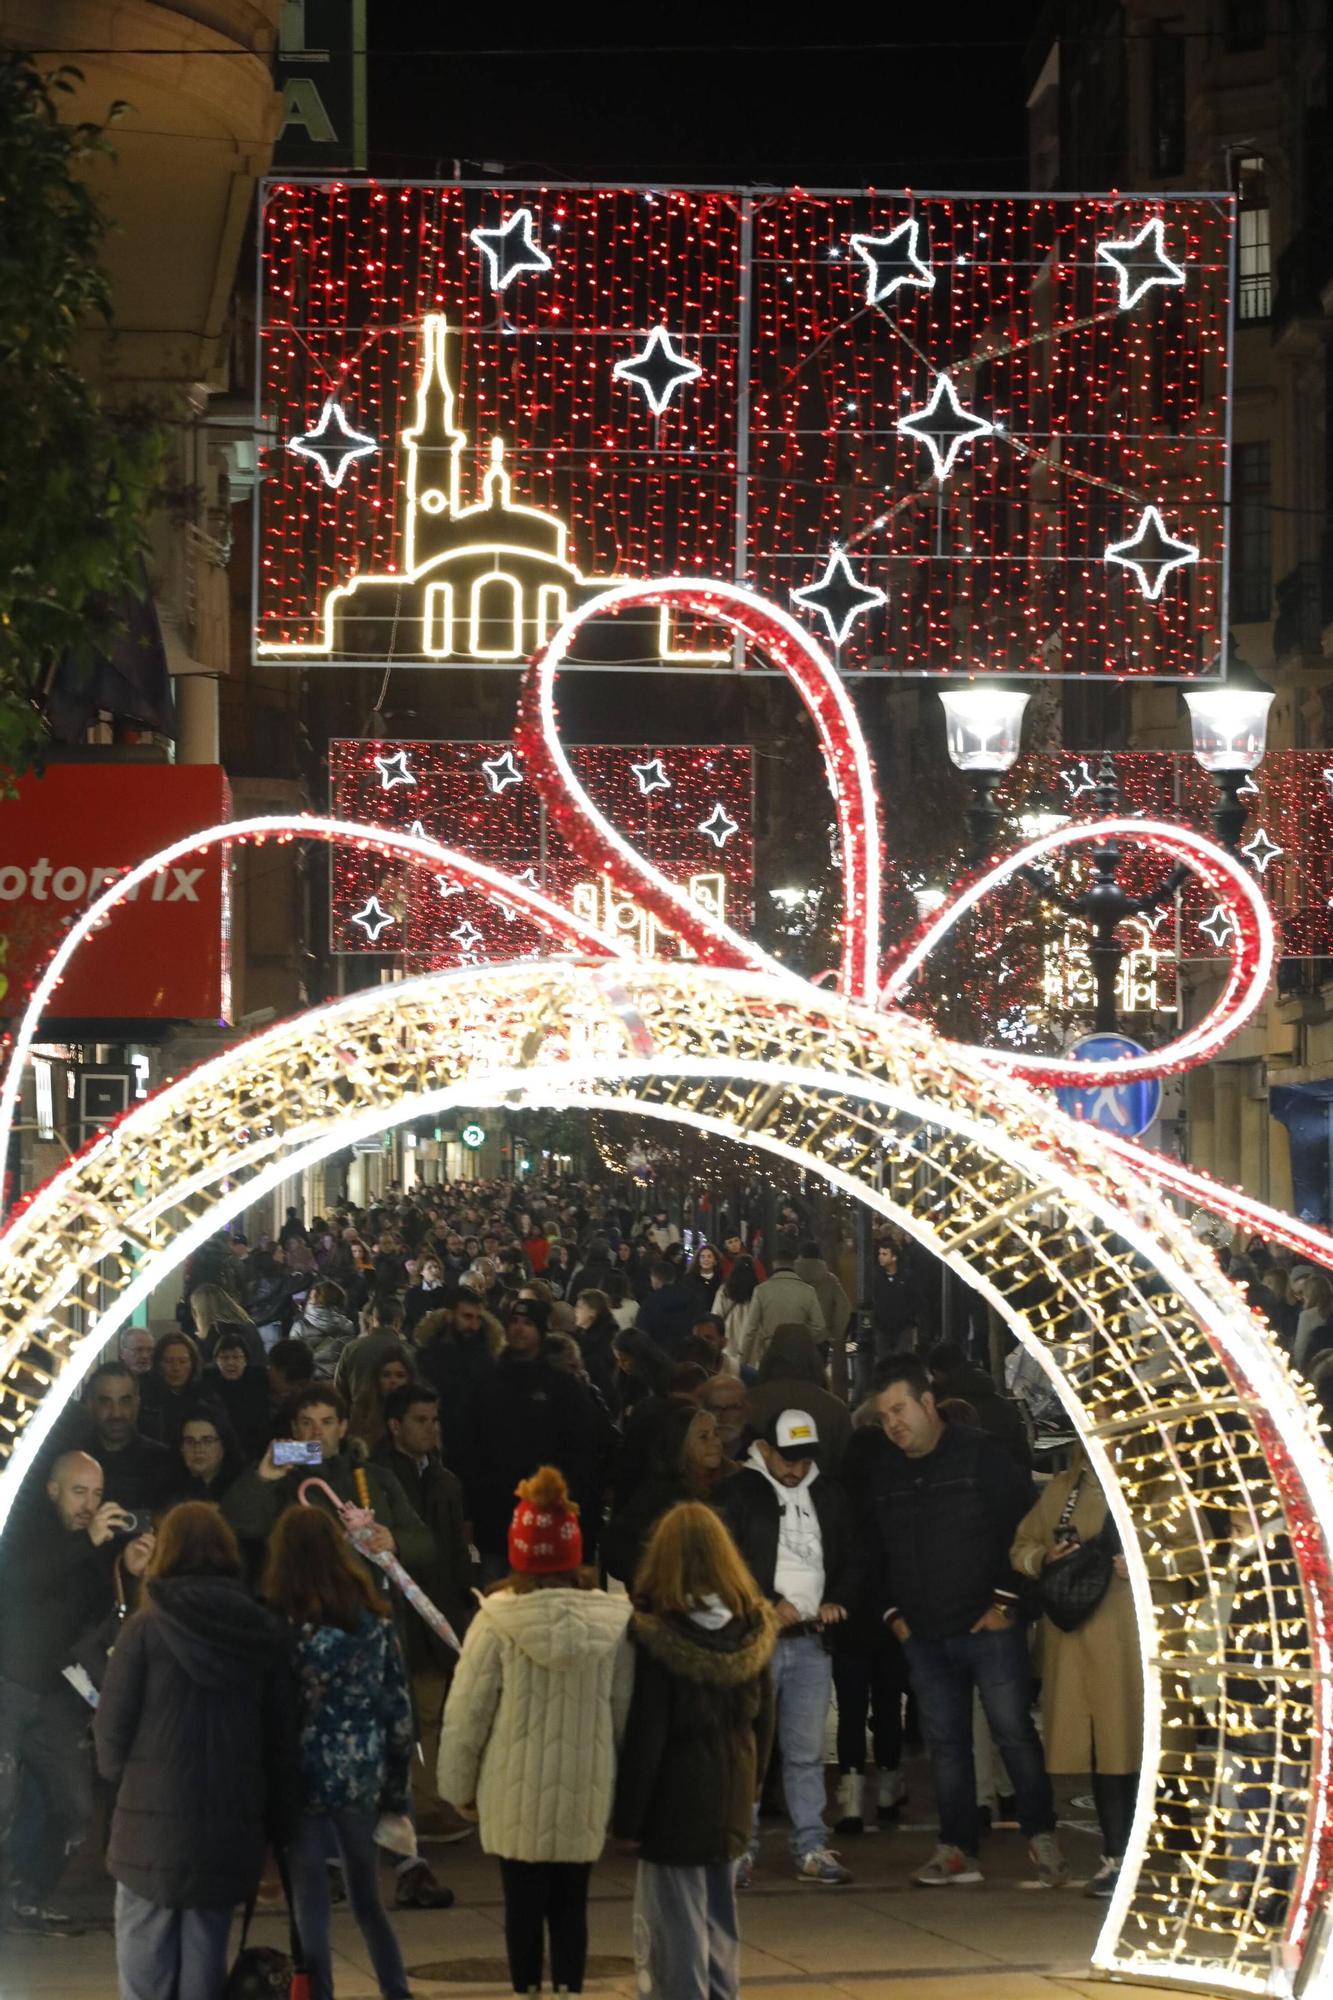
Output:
(438, 1465), (633, 1997)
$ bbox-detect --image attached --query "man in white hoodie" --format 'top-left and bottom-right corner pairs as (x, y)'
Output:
(715, 1410), (860, 1886)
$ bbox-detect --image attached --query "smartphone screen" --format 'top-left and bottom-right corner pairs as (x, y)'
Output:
(273, 1439), (323, 1467)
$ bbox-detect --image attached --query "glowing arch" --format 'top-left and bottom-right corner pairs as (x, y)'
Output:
(1, 957), (1331, 1996)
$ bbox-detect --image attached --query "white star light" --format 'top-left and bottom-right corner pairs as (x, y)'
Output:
(469, 208), (553, 291)
(847, 218), (935, 306)
(790, 549), (888, 647)
(481, 750), (523, 794)
(495, 897), (519, 922)
(515, 867), (542, 891)
(405, 819), (429, 839)
(1322, 766), (1333, 801)
(613, 328), (703, 416)
(1237, 776), (1260, 799)
(1241, 826), (1283, 875)
(698, 803), (739, 849)
(350, 896), (395, 941)
(1060, 760), (1098, 799)
(1199, 903), (1237, 950)
(373, 750), (416, 790)
(1096, 218), (1186, 311)
(631, 758), (672, 796)
(287, 396), (378, 490)
(437, 879), (465, 899)
(1104, 507), (1200, 601)
(896, 373), (995, 482)
(450, 920), (484, 951)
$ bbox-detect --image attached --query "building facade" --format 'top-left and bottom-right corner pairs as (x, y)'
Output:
(1028, 0), (1333, 1223)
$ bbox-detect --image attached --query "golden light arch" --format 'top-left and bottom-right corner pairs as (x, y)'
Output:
(1, 956), (1331, 1995)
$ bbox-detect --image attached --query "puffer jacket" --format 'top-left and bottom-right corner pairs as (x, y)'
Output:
(612, 1600), (776, 1864)
(290, 1610), (415, 1814)
(437, 1585), (633, 1862)
(292, 1300), (357, 1377)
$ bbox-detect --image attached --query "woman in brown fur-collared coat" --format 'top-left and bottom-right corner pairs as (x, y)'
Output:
(612, 1502), (776, 2000)
(1011, 1449), (1141, 1901)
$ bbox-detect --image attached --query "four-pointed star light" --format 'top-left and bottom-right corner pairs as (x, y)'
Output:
(373, 750), (416, 790)
(896, 373), (995, 482)
(481, 750), (523, 794)
(613, 328), (703, 416)
(791, 550), (887, 647)
(697, 803), (739, 849)
(1104, 506), (1199, 600)
(1096, 218), (1186, 312)
(631, 758), (672, 795)
(469, 208), (553, 291)
(847, 218), (935, 306)
(287, 397), (378, 489)
(350, 895), (395, 941)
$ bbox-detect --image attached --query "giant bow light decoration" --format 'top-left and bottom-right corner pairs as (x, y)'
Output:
(3, 579), (1333, 1997)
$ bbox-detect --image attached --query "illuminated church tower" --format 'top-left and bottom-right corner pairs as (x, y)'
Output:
(271, 314), (726, 666)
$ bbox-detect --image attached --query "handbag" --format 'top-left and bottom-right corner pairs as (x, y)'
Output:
(1035, 1473), (1115, 1634)
(223, 1848), (309, 2000)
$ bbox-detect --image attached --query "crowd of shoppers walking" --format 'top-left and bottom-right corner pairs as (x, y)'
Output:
(1, 1166), (1305, 1997)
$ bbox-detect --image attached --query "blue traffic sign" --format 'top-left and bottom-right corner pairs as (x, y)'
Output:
(1053, 1034), (1162, 1139)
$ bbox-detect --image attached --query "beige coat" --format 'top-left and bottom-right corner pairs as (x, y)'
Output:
(1011, 1464), (1142, 1775)
(437, 1585), (634, 1862)
(738, 1267), (824, 1369)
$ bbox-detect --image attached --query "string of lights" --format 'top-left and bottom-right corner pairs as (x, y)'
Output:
(257, 183), (1230, 678)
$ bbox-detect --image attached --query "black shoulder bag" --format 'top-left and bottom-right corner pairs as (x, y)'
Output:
(1035, 1473), (1115, 1634)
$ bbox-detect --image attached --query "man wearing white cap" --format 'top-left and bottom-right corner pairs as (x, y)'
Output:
(715, 1408), (859, 1886)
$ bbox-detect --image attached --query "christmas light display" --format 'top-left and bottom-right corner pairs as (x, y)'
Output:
(1096, 217), (1188, 311)
(257, 184), (1231, 676)
(612, 326), (703, 416)
(4, 579), (1333, 1996)
(329, 738), (753, 965)
(848, 217), (936, 305)
(285, 394), (378, 489)
(468, 206), (553, 292)
(790, 548), (888, 647)
(1105, 505), (1200, 601)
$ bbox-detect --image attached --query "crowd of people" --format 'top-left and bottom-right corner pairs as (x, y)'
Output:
(0, 1168), (1308, 1999)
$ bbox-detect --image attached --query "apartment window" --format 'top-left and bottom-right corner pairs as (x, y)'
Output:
(1223, 0), (1266, 52)
(1235, 154), (1272, 321)
(1232, 441), (1271, 623)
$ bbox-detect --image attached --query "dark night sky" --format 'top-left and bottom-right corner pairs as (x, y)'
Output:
(364, 22), (1048, 188)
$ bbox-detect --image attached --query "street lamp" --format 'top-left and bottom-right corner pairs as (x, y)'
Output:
(938, 687), (1031, 860)
(1183, 662), (1274, 853)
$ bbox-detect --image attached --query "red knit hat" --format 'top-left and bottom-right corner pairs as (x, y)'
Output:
(508, 1465), (583, 1575)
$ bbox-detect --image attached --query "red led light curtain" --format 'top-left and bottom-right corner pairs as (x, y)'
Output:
(258, 184), (1232, 678)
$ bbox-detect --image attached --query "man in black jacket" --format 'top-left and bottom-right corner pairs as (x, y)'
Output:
(470, 1299), (599, 1576)
(869, 1354), (1065, 1889)
(0, 1451), (154, 1933)
(371, 1381), (475, 1840)
(82, 1363), (174, 1512)
(715, 1409), (860, 1887)
(635, 1260), (697, 1360)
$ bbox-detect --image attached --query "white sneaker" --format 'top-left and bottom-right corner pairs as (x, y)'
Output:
(796, 1847), (853, 1885)
(876, 1767), (907, 1818)
(834, 1771), (864, 1833)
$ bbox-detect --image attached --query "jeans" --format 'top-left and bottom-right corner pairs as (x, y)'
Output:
(902, 1625), (1055, 1856)
(748, 1632), (832, 1858)
(289, 1808), (410, 2000)
(0, 1676), (93, 1901)
(633, 1860), (740, 2000)
(1092, 1771), (1139, 1861)
(833, 1634), (906, 1774)
(497, 1858), (592, 1993)
(113, 1882), (233, 2000)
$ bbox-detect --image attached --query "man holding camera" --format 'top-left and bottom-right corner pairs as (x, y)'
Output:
(0, 1450), (154, 1934)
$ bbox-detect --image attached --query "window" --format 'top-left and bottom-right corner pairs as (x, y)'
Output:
(1223, 0), (1266, 53)
(1231, 441), (1271, 623)
(470, 573), (522, 659)
(1234, 154), (1272, 321)
(1151, 28), (1187, 176)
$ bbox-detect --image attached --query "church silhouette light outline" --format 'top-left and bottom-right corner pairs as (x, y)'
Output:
(263, 315), (726, 667)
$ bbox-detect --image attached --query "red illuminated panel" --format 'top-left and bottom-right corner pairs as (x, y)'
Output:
(328, 739), (752, 962)
(258, 184), (1232, 679)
